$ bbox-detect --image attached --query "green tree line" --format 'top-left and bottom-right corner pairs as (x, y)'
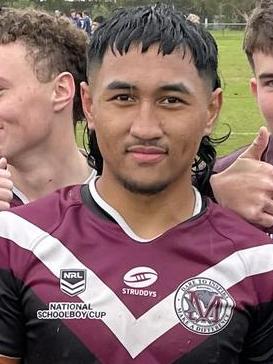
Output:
(0, 0), (265, 22)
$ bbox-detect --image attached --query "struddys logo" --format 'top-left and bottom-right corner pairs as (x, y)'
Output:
(174, 277), (235, 335)
(122, 267), (158, 298)
(60, 269), (86, 297)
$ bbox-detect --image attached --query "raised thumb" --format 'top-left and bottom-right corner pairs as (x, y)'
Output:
(240, 126), (270, 160)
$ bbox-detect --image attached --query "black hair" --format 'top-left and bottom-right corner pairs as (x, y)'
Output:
(85, 4), (228, 193)
(87, 5), (218, 87)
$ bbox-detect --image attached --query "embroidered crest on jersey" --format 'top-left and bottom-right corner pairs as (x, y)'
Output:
(60, 269), (87, 296)
(174, 277), (235, 335)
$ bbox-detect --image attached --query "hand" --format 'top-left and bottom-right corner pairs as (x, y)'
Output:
(211, 126), (273, 228)
(0, 157), (13, 210)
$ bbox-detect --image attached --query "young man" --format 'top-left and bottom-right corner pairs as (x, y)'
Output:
(69, 8), (80, 28)
(0, 8), (95, 209)
(210, 0), (273, 229)
(81, 10), (92, 36)
(0, 5), (272, 364)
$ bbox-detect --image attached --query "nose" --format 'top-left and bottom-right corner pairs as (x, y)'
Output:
(130, 101), (163, 140)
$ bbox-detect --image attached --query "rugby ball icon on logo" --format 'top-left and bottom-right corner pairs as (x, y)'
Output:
(123, 267), (158, 288)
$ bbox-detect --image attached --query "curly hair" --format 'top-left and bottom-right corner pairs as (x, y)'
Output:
(0, 7), (88, 124)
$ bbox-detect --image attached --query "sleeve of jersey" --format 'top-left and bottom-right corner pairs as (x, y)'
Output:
(0, 238), (24, 358)
(213, 145), (248, 173)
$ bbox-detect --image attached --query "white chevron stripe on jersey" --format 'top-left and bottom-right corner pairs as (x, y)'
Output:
(0, 211), (273, 358)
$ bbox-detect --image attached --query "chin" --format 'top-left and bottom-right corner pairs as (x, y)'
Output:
(120, 178), (169, 195)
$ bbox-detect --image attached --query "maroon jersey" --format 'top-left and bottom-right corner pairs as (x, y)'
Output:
(0, 182), (273, 363)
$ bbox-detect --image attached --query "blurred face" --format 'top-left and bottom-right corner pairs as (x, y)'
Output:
(251, 52), (273, 133)
(0, 42), (55, 163)
(82, 46), (221, 194)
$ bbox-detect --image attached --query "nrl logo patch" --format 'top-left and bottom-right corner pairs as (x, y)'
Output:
(60, 269), (87, 297)
(174, 277), (235, 335)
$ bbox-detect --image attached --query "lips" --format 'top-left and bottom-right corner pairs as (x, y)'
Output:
(127, 145), (166, 163)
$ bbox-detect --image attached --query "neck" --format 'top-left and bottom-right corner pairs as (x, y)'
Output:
(96, 174), (196, 239)
(9, 143), (92, 202)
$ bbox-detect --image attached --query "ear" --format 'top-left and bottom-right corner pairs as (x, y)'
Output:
(250, 77), (258, 99)
(203, 87), (223, 136)
(80, 81), (95, 129)
(52, 72), (75, 112)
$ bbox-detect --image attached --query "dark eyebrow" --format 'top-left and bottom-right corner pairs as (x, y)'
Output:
(259, 73), (273, 80)
(105, 81), (191, 94)
(159, 83), (191, 94)
(106, 81), (136, 90)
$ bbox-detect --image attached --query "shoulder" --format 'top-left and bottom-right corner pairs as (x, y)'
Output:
(0, 185), (83, 235)
(205, 201), (273, 296)
(206, 199), (272, 248)
(214, 145), (248, 173)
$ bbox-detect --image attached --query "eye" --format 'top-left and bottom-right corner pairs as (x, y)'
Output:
(162, 97), (181, 104)
(160, 96), (188, 106)
(111, 94), (135, 102)
(264, 80), (273, 88)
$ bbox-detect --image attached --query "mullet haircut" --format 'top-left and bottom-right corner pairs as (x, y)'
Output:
(244, 0), (273, 68)
(86, 4), (226, 194)
(87, 4), (219, 89)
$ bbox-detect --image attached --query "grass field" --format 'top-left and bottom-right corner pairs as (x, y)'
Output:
(76, 30), (264, 156)
(212, 30), (263, 155)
